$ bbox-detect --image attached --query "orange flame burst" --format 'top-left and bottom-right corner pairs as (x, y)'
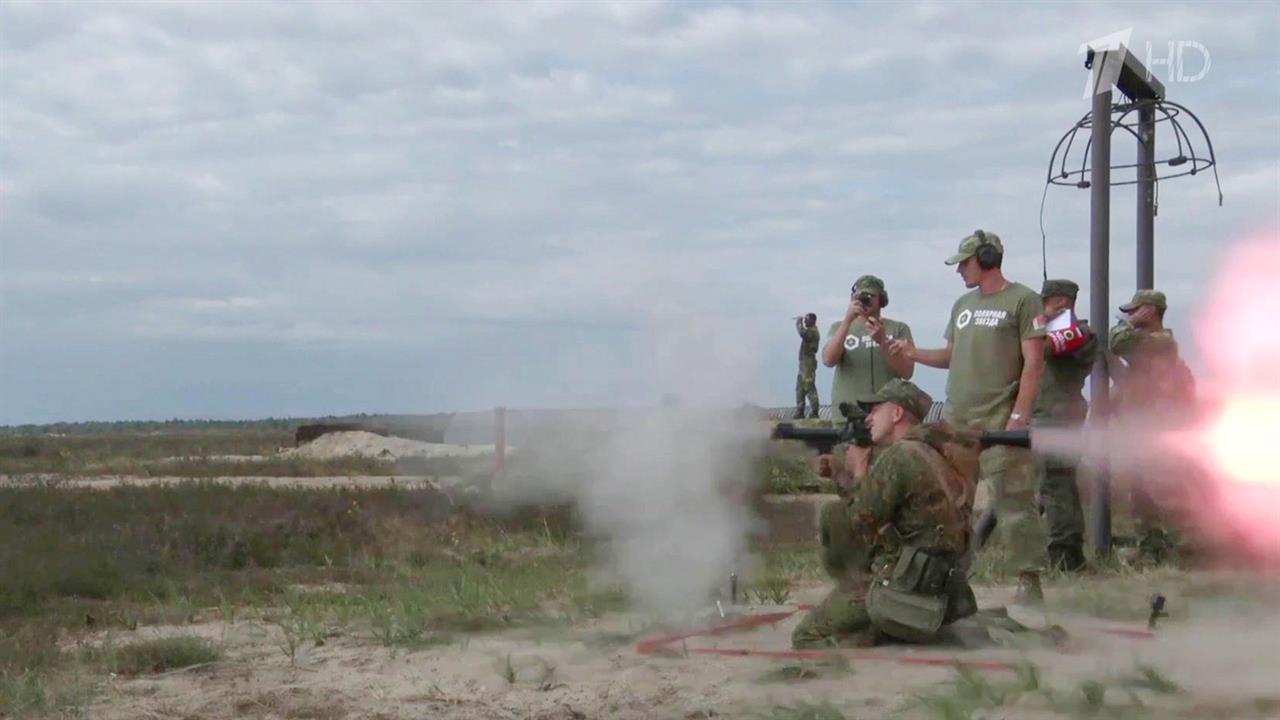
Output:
(1188, 233), (1280, 560)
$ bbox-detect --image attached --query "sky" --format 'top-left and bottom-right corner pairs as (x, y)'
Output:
(1, 1), (1277, 425)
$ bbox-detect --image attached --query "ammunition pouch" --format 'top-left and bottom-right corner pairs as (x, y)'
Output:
(867, 547), (970, 643)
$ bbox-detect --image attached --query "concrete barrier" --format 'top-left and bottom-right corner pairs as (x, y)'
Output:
(755, 493), (839, 544)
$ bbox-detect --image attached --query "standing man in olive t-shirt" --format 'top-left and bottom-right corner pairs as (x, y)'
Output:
(794, 313), (821, 419)
(891, 231), (1046, 570)
(822, 275), (914, 420)
(1032, 279), (1097, 572)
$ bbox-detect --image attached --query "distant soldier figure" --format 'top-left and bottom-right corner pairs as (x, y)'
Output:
(1032, 279), (1097, 572)
(794, 313), (821, 419)
(822, 275), (913, 420)
(793, 380), (980, 649)
(1109, 290), (1197, 565)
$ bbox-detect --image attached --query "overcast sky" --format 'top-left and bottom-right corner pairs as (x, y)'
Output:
(1, 1), (1277, 424)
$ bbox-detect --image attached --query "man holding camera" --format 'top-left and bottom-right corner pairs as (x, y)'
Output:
(792, 379), (980, 649)
(891, 231), (1046, 570)
(822, 276), (914, 418)
(814, 276), (913, 493)
(794, 313), (821, 419)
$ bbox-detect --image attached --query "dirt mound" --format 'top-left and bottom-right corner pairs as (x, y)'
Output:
(286, 431), (498, 461)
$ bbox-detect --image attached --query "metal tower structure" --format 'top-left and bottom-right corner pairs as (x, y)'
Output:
(1045, 44), (1221, 555)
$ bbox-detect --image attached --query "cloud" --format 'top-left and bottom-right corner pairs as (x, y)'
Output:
(0, 1), (1277, 423)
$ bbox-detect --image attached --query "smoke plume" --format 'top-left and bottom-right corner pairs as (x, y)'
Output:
(485, 308), (769, 620)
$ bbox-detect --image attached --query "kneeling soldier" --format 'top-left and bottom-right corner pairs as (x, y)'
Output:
(793, 380), (981, 648)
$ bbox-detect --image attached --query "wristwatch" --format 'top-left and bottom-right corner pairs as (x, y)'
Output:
(1009, 413), (1024, 421)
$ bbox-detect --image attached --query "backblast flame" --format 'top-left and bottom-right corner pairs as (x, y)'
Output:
(1206, 398), (1280, 487)
(1189, 233), (1280, 560)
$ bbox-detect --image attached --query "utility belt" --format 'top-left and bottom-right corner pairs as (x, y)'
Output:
(867, 546), (976, 643)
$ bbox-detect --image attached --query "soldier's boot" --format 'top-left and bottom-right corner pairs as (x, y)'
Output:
(1013, 570), (1044, 605)
(1136, 526), (1175, 567)
(1047, 545), (1086, 573)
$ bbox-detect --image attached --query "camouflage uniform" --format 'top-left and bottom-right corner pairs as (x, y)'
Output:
(1031, 280), (1097, 572)
(795, 319), (821, 419)
(793, 380), (980, 649)
(1109, 309), (1197, 565)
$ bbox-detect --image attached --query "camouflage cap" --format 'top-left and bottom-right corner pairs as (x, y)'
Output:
(944, 230), (1003, 265)
(852, 274), (889, 306)
(856, 378), (933, 421)
(1041, 279), (1079, 299)
(1119, 289), (1168, 313)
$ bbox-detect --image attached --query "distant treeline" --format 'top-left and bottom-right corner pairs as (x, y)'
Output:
(1, 413), (454, 436)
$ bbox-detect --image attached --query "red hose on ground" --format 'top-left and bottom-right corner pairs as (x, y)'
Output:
(633, 608), (1021, 670)
(633, 606), (1153, 669)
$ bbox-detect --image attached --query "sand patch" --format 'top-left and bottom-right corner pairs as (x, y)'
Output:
(286, 431), (499, 461)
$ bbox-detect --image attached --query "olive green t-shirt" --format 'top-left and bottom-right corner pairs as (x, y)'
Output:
(1033, 320), (1097, 424)
(942, 283), (1044, 429)
(828, 317), (913, 419)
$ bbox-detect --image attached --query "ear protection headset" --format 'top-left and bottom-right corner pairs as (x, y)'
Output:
(973, 229), (1002, 270)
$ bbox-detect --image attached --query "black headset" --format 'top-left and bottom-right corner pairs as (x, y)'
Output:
(973, 229), (1002, 270)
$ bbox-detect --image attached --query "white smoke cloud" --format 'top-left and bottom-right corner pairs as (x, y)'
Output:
(486, 306), (770, 619)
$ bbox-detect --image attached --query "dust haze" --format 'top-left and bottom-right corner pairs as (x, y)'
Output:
(485, 307), (771, 620)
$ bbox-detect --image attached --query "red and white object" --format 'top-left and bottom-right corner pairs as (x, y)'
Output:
(1044, 311), (1087, 356)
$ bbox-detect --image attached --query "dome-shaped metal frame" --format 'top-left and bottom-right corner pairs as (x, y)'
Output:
(1046, 98), (1222, 204)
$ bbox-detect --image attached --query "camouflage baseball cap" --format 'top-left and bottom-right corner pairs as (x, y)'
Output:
(1041, 279), (1079, 299)
(944, 230), (1004, 265)
(852, 274), (888, 305)
(1119, 289), (1167, 313)
(856, 379), (933, 420)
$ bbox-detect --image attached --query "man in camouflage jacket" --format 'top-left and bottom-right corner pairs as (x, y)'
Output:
(1032, 279), (1097, 572)
(795, 313), (821, 419)
(1109, 294), (1198, 565)
(793, 379), (981, 648)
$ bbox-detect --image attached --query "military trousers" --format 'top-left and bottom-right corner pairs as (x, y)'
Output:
(1033, 420), (1086, 571)
(945, 405), (1044, 571)
(794, 499), (877, 648)
(792, 582), (879, 649)
(794, 372), (819, 418)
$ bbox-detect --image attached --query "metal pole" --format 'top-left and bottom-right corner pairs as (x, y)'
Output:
(1089, 82), (1113, 556)
(1136, 103), (1156, 289)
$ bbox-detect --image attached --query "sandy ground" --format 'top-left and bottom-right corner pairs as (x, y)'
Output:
(285, 431), (499, 461)
(76, 579), (1280, 720)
